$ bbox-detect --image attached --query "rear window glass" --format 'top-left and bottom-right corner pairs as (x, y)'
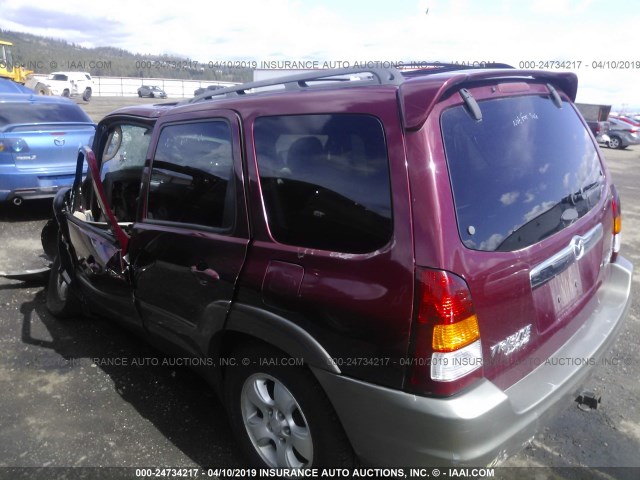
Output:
(255, 114), (392, 253)
(0, 102), (92, 127)
(442, 95), (604, 252)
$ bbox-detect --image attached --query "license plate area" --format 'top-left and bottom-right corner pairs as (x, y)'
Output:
(549, 262), (583, 316)
(533, 262), (583, 333)
(38, 175), (74, 188)
(530, 224), (603, 334)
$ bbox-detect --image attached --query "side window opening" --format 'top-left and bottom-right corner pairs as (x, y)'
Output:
(71, 124), (151, 227)
(98, 124), (151, 223)
(255, 114), (392, 254)
(146, 120), (235, 231)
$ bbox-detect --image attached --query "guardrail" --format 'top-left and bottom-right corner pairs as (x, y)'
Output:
(27, 74), (238, 98)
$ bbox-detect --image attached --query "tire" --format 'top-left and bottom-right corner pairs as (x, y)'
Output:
(225, 343), (356, 470)
(82, 88), (92, 102)
(149, 92), (154, 98)
(138, 91), (143, 97)
(35, 83), (50, 95)
(609, 136), (624, 149)
(40, 218), (59, 260)
(62, 89), (70, 98)
(46, 255), (81, 318)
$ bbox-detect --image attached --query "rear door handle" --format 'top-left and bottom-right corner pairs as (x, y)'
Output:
(190, 263), (220, 284)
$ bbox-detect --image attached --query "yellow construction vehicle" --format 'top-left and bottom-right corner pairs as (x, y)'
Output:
(0, 39), (33, 84)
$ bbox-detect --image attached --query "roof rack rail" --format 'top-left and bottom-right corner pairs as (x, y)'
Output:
(400, 62), (514, 77)
(182, 63), (515, 105)
(185, 67), (404, 104)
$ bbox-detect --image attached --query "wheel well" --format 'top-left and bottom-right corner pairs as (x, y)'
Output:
(220, 304), (340, 375)
(208, 331), (295, 391)
(211, 331), (289, 370)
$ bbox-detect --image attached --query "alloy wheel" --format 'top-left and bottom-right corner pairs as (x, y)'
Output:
(240, 373), (313, 468)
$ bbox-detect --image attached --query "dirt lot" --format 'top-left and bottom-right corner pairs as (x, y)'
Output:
(75, 96), (175, 122)
(0, 100), (639, 478)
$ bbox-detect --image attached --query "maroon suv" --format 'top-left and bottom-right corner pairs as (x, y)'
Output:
(44, 65), (633, 468)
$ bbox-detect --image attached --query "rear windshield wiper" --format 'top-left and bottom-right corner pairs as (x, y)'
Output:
(569, 180), (603, 207)
(497, 177), (604, 251)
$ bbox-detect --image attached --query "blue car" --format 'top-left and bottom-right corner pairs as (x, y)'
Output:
(0, 92), (95, 205)
(0, 78), (34, 94)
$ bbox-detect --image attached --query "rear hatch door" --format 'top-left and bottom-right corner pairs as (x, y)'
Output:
(437, 84), (613, 389)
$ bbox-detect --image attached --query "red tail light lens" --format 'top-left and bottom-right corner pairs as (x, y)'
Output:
(407, 268), (483, 396)
(417, 269), (474, 324)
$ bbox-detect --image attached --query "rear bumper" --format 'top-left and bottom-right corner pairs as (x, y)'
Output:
(0, 170), (75, 202)
(313, 256), (633, 467)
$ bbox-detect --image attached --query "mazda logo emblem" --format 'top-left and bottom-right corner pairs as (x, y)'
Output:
(54, 138), (65, 146)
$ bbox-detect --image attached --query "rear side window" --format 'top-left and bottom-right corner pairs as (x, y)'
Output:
(147, 121), (235, 230)
(255, 114), (392, 253)
(442, 95), (604, 252)
(0, 102), (92, 126)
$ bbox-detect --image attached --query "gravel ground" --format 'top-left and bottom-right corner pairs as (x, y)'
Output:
(0, 100), (638, 479)
(73, 96), (173, 123)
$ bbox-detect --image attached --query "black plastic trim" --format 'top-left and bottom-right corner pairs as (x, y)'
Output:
(225, 304), (341, 374)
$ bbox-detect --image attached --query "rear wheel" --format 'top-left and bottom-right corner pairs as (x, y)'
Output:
(46, 255), (81, 318)
(225, 343), (355, 469)
(609, 135), (624, 149)
(62, 89), (70, 98)
(82, 88), (92, 102)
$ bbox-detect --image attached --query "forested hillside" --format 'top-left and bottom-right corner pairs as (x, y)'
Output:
(1, 29), (252, 82)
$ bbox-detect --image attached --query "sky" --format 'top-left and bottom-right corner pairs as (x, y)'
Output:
(1, 0), (639, 111)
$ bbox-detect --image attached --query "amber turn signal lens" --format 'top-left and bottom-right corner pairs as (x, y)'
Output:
(432, 314), (480, 352)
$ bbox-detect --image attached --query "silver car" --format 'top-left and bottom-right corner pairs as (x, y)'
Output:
(608, 117), (640, 149)
(137, 85), (167, 98)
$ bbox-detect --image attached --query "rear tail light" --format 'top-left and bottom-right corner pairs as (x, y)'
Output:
(611, 185), (621, 262)
(406, 268), (483, 396)
(0, 138), (30, 153)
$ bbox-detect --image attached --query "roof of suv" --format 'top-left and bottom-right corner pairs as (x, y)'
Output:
(106, 64), (579, 125)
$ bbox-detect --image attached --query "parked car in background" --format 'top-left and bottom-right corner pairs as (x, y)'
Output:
(575, 103), (611, 145)
(586, 120), (610, 145)
(137, 85), (167, 98)
(0, 94), (95, 205)
(613, 116), (640, 128)
(194, 84), (224, 96)
(25, 72), (94, 101)
(44, 66), (632, 469)
(607, 117), (640, 149)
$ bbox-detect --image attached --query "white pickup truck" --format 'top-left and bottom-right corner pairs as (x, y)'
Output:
(25, 71), (94, 101)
